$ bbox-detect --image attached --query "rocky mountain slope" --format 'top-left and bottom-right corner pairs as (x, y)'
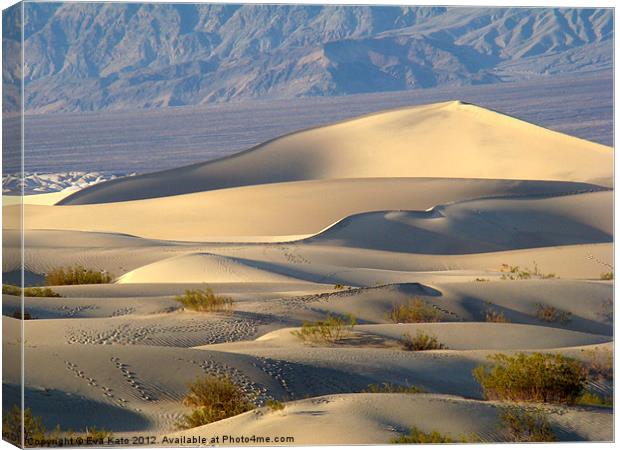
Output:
(3, 4), (613, 113)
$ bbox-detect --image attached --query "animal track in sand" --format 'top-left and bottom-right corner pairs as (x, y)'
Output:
(57, 305), (99, 318)
(109, 356), (157, 403)
(64, 360), (120, 403)
(66, 316), (263, 346)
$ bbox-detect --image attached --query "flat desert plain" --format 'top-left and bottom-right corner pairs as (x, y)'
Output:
(2, 101), (614, 444)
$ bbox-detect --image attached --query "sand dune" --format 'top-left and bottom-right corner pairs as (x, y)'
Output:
(7, 178), (607, 242)
(58, 101), (613, 205)
(168, 393), (613, 444)
(4, 100), (613, 443)
(306, 191), (612, 253)
(117, 253), (302, 284)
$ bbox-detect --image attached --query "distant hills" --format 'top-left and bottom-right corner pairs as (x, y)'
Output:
(3, 4), (613, 113)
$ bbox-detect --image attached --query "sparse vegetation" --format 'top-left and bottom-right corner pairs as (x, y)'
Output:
(583, 348), (613, 382)
(499, 407), (556, 442)
(11, 310), (35, 320)
(265, 399), (285, 411)
(2, 405), (111, 447)
(178, 376), (255, 428)
(364, 382), (423, 394)
(175, 287), (234, 313)
(400, 331), (445, 351)
(390, 426), (478, 444)
(292, 314), (356, 344)
(2, 284), (62, 297)
(535, 303), (572, 324)
(500, 262), (556, 280)
(389, 298), (443, 323)
(485, 308), (510, 323)
(333, 284), (345, 290)
(576, 392), (613, 408)
(474, 278), (490, 282)
(473, 352), (586, 404)
(2, 406), (46, 447)
(600, 271), (613, 280)
(45, 265), (112, 286)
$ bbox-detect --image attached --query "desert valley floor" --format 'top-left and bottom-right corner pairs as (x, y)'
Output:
(2, 100), (614, 444)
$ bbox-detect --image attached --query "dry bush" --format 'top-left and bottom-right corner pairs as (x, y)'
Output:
(389, 298), (442, 323)
(3, 285), (62, 298)
(499, 407), (556, 442)
(535, 303), (572, 324)
(2, 405), (46, 447)
(474, 278), (490, 282)
(175, 287), (234, 313)
(576, 392), (613, 407)
(265, 399), (285, 411)
(473, 352), (586, 404)
(600, 272), (613, 280)
(500, 262), (556, 280)
(178, 376), (254, 428)
(363, 382), (423, 394)
(11, 311), (36, 320)
(485, 309), (510, 323)
(45, 266), (112, 286)
(292, 314), (356, 344)
(400, 331), (445, 351)
(583, 348), (613, 382)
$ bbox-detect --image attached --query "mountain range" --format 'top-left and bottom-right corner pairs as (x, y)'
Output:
(2, 3), (614, 113)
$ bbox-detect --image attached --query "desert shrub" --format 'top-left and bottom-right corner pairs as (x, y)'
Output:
(363, 382), (423, 394)
(178, 376), (254, 429)
(389, 298), (442, 323)
(3, 285), (62, 298)
(265, 399), (285, 411)
(600, 272), (613, 280)
(499, 407), (556, 442)
(485, 309), (510, 323)
(11, 311), (35, 320)
(2, 406), (46, 447)
(535, 303), (572, 324)
(576, 392), (613, 407)
(500, 263), (555, 280)
(333, 284), (345, 290)
(474, 278), (490, 282)
(45, 265), (112, 286)
(175, 287), (234, 313)
(473, 352), (586, 404)
(583, 348), (613, 382)
(2, 284), (21, 296)
(400, 331), (445, 351)
(390, 426), (477, 444)
(292, 314), (356, 344)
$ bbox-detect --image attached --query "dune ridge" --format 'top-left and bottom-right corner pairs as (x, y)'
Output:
(58, 101), (613, 205)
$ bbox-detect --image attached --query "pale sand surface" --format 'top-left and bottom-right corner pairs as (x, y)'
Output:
(2, 102), (613, 443)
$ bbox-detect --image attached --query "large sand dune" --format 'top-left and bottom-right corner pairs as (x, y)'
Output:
(3, 101), (613, 443)
(58, 101), (612, 205)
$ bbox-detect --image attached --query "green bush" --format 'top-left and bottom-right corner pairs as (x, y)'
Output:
(363, 382), (423, 394)
(390, 426), (473, 444)
(292, 314), (356, 344)
(576, 392), (613, 407)
(175, 287), (234, 313)
(499, 407), (556, 442)
(500, 263), (555, 280)
(400, 331), (445, 351)
(2, 285), (62, 297)
(178, 376), (254, 428)
(265, 399), (285, 411)
(389, 298), (442, 323)
(600, 272), (613, 280)
(535, 303), (571, 324)
(2, 405), (46, 447)
(473, 352), (586, 404)
(45, 266), (112, 286)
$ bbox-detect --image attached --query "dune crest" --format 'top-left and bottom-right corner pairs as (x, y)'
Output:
(58, 101), (612, 205)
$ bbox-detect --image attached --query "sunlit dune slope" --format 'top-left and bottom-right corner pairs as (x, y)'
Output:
(58, 101), (613, 205)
